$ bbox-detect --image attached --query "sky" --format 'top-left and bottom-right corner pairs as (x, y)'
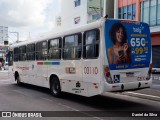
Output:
(0, 0), (61, 43)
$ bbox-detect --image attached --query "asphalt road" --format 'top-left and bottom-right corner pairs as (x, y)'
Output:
(152, 74), (160, 90)
(0, 71), (160, 120)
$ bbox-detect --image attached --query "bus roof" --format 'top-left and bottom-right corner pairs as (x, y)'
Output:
(10, 18), (105, 49)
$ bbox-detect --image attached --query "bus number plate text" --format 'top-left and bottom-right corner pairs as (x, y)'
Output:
(84, 67), (98, 75)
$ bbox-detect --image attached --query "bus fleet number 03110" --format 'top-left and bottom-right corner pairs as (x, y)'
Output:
(84, 67), (98, 75)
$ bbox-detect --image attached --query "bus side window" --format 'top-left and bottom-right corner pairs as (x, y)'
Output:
(14, 47), (19, 62)
(36, 41), (48, 60)
(83, 29), (100, 59)
(63, 33), (82, 60)
(48, 38), (62, 60)
(27, 43), (35, 61)
(19, 46), (26, 61)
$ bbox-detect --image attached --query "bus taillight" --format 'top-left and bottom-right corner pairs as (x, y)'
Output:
(149, 64), (152, 72)
(104, 66), (113, 84)
(146, 64), (152, 80)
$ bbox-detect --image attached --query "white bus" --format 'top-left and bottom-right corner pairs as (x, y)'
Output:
(8, 18), (152, 97)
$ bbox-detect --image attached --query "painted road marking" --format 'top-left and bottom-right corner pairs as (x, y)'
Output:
(0, 79), (10, 81)
(40, 97), (55, 102)
(152, 84), (160, 86)
(40, 97), (104, 120)
(126, 92), (160, 99)
(0, 71), (9, 73)
(12, 90), (33, 97)
(58, 103), (104, 120)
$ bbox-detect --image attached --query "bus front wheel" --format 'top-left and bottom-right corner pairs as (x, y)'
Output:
(50, 77), (61, 97)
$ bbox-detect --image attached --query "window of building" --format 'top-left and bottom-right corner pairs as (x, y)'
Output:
(48, 38), (62, 60)
(118, 8), (122, 19)
(4, 41), (8, 45)
(141, 0), (160, 26)
(14, 47), (19, 61)
(74, 0), (80, 7)
(74, 17), (80, 24)
(83, 29), (100, 59)
(92, 14), (101, 20)
(143, 1), (149, 23)
(27, 43), (35, 60)
(158, 0), (160, 24)
(63, 33), (82, 59)
(150, 0), (156, 26)
(132, 4), (136, 20)
(118, 4), (136, 20)
(36, 41), (48, 60)
(127, 5), (132, 20)
(123, 6), (127, 19)
(152, 46), (160, 68)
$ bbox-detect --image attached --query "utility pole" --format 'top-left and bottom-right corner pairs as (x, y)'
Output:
(10, 32), (19, 43)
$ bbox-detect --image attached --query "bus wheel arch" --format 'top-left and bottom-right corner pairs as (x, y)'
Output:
(49, 74), (62, 97)
(15, 71), (21, 85)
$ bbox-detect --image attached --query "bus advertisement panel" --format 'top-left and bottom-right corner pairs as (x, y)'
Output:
(105, 19), (151, 70)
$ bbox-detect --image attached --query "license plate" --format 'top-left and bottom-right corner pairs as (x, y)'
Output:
(126, 72), (134, 77)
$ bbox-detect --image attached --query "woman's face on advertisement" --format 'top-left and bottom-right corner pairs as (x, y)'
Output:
(116, 27), (124, 43)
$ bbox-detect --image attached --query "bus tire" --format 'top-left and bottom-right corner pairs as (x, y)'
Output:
(50, 77), (61, 97)
(15, 73), (21, 86)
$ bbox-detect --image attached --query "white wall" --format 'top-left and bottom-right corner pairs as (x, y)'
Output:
(56, 0), (87, 31)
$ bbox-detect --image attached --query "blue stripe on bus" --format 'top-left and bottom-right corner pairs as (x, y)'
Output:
(51, 62), (60, 65)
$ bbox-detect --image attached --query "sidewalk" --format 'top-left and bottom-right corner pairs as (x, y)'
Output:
(0, 70), (9, 80)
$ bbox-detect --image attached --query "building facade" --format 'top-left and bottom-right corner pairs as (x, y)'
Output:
(0, 26), (8, 46)
(114, 0), (160, 68)
(141, 0), (160, 68)
(56, 0), (114, 31)
(87, 0), (114, 23)
(0, 26), (8, 63)
(55, 0), (88, 31)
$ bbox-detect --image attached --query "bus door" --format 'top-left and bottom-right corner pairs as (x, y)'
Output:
(61, 34), (83, 94)
(24, 44), (35, 85)
(8, 50), (13, 79)
(35, 41), (48, 87)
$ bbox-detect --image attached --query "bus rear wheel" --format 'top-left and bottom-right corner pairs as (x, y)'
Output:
(50, 77), (61, 97)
